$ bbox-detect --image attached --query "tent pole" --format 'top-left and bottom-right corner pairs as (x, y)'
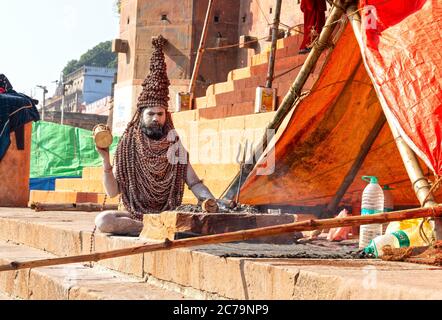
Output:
(325, 114), (386, 217)
(347, 5), (442, 240)
(222, 0), (350, 200)
(188, 0), (215, 99)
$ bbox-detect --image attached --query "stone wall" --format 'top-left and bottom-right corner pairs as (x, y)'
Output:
(42, 111), (108, 131)
(238, 0), (304, 68)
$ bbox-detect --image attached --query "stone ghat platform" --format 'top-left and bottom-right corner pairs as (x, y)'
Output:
(0, 207), (442, 300)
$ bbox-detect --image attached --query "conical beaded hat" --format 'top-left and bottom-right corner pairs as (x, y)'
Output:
(137, 35), (170, 110)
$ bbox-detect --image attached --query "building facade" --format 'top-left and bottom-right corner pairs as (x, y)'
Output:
(112, 0), (305, 135)
(46, 66), (116, 113)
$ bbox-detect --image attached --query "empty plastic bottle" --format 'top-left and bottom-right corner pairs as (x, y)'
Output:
(364, 230), (410, 257)
(383, 185), (394, 212)
(359, 176), (384, 249)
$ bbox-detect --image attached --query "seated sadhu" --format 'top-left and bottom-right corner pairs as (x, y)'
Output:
(95, 36), (215, 236)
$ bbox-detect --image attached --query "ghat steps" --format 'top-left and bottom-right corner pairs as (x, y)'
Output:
(1, 208), (442, 300)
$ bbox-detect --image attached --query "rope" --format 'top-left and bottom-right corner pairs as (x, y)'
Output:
(273, 63), (304, 80)
(321, 3), (365, 31)
(329, 0), (346, 13)
(204, 24), (304, 53)
(255, 0), (271, 25)
(204, 35), (270, 51)
(418, 175), (442, 246)
(422, 175), (442, 207)
(88, 193), (108, 268)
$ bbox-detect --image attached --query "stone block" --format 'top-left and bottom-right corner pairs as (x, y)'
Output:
(84, 233), (145, 278)
(206, 94), (217, 108)
(213, 81), (234, 95)
(28, 268), (71, 300)
(244, 112), (276, 129)
(194, 96), (207, 109)
(140, 212), (296, 244)
(230, 67), (251, 81)
(239, 35), (258, 49)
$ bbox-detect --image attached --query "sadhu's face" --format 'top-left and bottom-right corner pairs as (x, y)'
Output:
(140, 106), (167, 140)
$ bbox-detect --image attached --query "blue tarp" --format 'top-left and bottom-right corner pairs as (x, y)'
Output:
(29, 176), (81, 191)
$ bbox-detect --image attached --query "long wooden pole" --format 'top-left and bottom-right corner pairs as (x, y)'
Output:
(188, 0), (215, 97)
(222, 0), (349, 200)
(265, 0), (282, 88)
(324, 114), (386, 217)
(347, 5), (442, 240)
(1, 205), (441, 272)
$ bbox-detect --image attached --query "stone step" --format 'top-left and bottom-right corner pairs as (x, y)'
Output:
(82, 166), (103, 181)
(0, 240), (189, 300)
(199, 102), (255, 119)
(205, 54), (310, 100)
(2, 208), (442, 300)
(194, 96), (207, 109)
(29, 190), (120, 205)
(56, 179), (104, 193)
(0, 291), (13, 300)
(227, 66), (251, 81)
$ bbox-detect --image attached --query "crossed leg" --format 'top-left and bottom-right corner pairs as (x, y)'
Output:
(95, 210), (143, 236)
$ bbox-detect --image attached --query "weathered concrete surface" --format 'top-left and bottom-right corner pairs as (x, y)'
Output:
(1, 208), (442, 300)
(0, 291), (13, 300)
(192, 241), (360, 259)
(0, 241), (188, 300)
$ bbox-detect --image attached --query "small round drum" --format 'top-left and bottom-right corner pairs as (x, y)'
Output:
(93, 124), (113, 149)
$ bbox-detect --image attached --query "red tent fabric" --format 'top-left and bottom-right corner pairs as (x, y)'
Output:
(360, 0), (442, 175)
(239, 2), (442, 208)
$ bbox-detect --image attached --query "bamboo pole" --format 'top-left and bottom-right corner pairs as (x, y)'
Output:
(1, 205), (441, 272)
(29, 202), (119, 212)
(347, 5), (442, 240)
(325, 114), (386, 217)
(188, 0), (215, 98)
(222, 0), (349, 200)
(265, 0), (282, 88)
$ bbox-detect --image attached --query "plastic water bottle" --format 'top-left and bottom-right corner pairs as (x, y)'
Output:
(364, 230), (410, 257)
(359, 176), (384, 249)
(382, 185), (394, 233)
(383, 185), (394, 212)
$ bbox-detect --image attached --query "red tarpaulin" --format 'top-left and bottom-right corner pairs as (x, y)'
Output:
(239, 2), (442, 207)
(360, 0), (442, 175)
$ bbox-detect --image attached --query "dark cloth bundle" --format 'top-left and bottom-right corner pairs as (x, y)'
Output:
(0, 74), (13, 92)
(0, 74), (40, 161)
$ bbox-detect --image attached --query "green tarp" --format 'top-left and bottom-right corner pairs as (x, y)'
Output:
(30, 121), (119, 178)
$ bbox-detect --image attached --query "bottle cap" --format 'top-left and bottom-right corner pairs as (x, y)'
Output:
(363, 241), (378, 258)
(383, 185), (394, 190)
(362, 176), (378, 184)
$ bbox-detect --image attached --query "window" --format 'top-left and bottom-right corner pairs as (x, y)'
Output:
(214, 15), (219, 23)
(95, 79), (102, 84)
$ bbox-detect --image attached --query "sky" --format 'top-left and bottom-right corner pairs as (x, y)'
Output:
(0, 0), (120, 104)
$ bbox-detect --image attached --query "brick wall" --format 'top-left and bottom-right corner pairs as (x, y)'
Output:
(42, 111), (108, 131)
